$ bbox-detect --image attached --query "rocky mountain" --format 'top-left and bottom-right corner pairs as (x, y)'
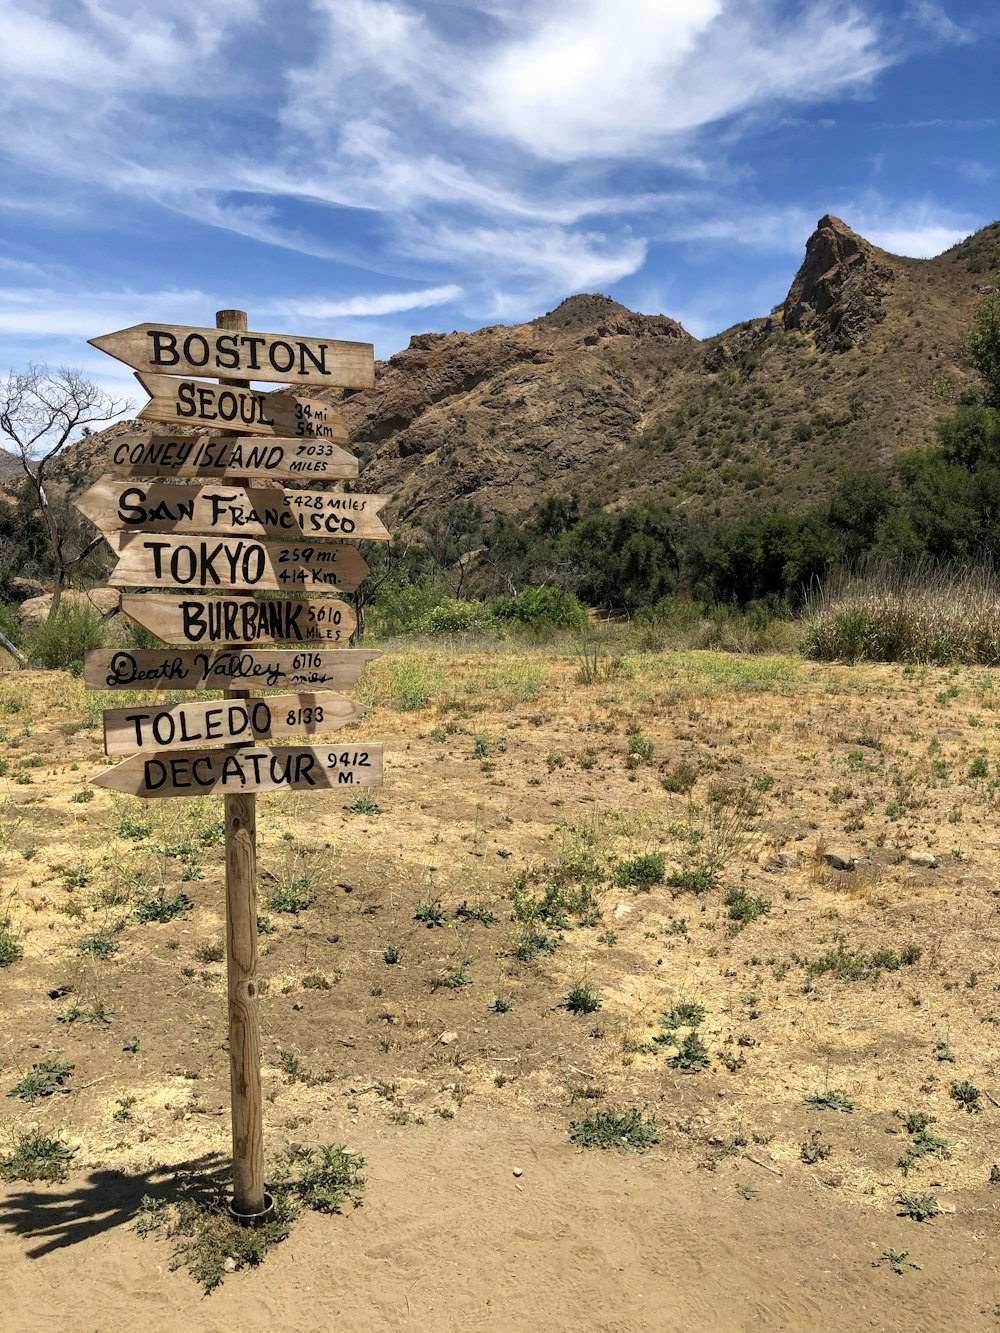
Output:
(49, 215), (1000, 532)
(0, 449), (21, 484)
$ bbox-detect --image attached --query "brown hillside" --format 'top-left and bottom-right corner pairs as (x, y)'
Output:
(52, 216), (1000, 531)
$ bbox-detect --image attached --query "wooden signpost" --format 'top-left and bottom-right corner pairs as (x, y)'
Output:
(118, 593), (357, 645)
(84, 647), (380, 691)
(93, 743), (383, 797)
(101, 692), (364, 755)
(110, 534), (371, 593)
(90, 322), (375, 388)
(76, 476), (391, 541)
(82, 308), (383, 1223)
(109, 434), (359, 481)
(136, 373), (350, 440)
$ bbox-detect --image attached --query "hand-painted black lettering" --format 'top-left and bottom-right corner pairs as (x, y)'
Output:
(149, 330), (179, 367)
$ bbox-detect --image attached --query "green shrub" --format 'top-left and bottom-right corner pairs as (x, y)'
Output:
(25, 600), (110, 673)
(8, 1057), (74, 1103)
(414, 599), (498, 636)
(0, 602), (22, 651)
(0, 1129), (75, 1182)
(613, 852), (665, 889)
(561, 983), (601, 1014)
(568, 1107), (659, 1153)
(726, 887), (771, 929)
(136, 892), (192, 924)
(666, 1031), (711, 1070)
(492, 585), (588, 632)
(0, 905), (23, 968)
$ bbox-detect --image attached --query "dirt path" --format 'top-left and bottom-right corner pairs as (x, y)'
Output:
(2, 1101), (996, 1333)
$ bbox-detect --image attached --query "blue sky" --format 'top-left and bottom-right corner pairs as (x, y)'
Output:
(0, 0), (997, 411)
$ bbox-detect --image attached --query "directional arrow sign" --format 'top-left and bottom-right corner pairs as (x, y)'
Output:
(110, 535), (369, 594)
(84, 647), (380, 692)
(90, 323), (375, 388)
(102, 691), (364, 756)
(92, 743), (383, 799)
(76, 476), (391, 542)
(136, 373), (349, 440)
(120, 594), (356, 645)
(109, 434), (358, 482)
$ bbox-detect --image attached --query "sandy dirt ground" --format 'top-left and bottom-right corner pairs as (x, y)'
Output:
(2, 645), (999, 1330)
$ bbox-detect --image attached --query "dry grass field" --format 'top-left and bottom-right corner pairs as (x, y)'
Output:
(2, 640), (1000, 1330)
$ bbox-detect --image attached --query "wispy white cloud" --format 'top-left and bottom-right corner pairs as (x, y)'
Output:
(0, 0), (992, 370)
(0, 286), (214, 340)
(907, 0), (973, 45)
(269, 285), (464, 319)
(955, 160), (995, 184)
(400, 223), (648, 292)
(467, 1), (888, 161)
(830, 196), (977, 256)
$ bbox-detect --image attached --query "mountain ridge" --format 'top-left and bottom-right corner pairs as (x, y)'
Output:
(37, 214), (1000, 534)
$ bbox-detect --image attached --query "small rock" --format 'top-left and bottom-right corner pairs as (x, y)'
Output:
(440, 1031), (458, 1045)
(824, 852), (856, 871)
(765, 850), (800, 872)
(512, 1167), (523, 1177)
(292, 1001), (303, 1011)
(223, 1257), (238, 1273)
(611, 903), (634, 921)
(907, 851), (938, 869)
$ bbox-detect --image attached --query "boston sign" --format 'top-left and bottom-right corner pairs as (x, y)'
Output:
(90, 323), (375, 388)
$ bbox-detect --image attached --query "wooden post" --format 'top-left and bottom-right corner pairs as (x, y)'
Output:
(217, 308), (266, 1217)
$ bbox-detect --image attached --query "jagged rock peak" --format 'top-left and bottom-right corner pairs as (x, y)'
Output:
(532, 292), (691, 344)
(783, 214), (893, 348)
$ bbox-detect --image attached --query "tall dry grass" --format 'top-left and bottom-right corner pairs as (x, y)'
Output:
(804, 559), (1000, 664)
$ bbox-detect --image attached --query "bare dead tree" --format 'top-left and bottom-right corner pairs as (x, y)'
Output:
(0, 364), (130, 620)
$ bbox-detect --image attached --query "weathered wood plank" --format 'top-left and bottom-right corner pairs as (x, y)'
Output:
(120, 594), (356, 645)
(76, 476), (391, 541)
(90, 322), (374, 388)
(92, 743), (383, 798)
(102, 691), (363, 755)
(83, 647), (380, 692)
(108, 434), (358, 481)
(110, 535), (370, 594)
(136, 374), (349, 441)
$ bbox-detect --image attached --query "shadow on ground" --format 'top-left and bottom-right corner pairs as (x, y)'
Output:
(0, 1153), (229, 1258)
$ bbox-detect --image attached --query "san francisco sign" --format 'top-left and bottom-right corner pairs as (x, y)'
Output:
(77, 477), (391, 541)
(90, 323), (375, 388)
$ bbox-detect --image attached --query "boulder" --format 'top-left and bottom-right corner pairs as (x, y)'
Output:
(823, 852), (856, 872)
(16, 587), (119, 628)
(907, 850), (939, 869)
(7, 576), (45, 602)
